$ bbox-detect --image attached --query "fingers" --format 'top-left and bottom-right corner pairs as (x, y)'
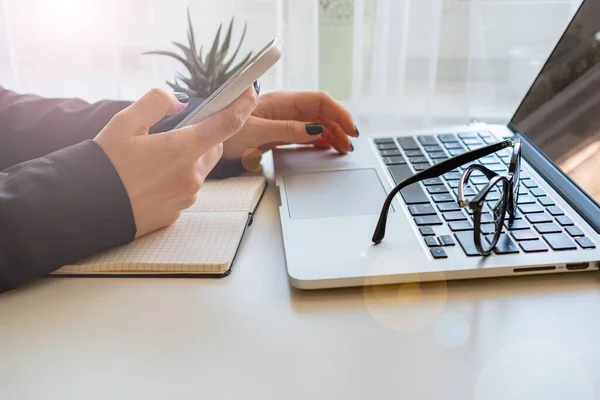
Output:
(196, 144), (224, 178)
(117, 88), (188, 133)
(319, 115), (353, 154)
(256, 91), (358, 138)
(168, 87), (257, 154)
(245, 117), (352, 154)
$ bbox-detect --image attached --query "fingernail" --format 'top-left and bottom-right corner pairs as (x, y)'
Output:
(253, 81), (261, 96)
(348, 143), (355, 153)
(174, 92), (189, 104)
(354, 124), (360, 137)
(305, 123), (324, 136)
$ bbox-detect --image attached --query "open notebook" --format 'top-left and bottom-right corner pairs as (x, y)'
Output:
(55, 176), (267, 277)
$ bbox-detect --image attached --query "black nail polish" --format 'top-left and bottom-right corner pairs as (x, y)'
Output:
(253, 81), (261, 96)
(306, 123), (324, 135)
(354, 124), (360, 137)
(174, 92), (189, 104)
(349, 143), (355, 153)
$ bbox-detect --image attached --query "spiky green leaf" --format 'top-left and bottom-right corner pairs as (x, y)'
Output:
(143, 50), (193, 71)
(222, 22), (248, 72)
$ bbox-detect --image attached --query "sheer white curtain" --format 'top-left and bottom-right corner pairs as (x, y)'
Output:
(0, 0), (583, 129)
(0, 0), (285, 102)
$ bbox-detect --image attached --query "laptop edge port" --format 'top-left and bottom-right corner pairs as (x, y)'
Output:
(566, 263), (589, 271)
(514, 266), (557, 273)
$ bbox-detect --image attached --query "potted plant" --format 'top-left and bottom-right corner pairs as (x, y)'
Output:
(144, 9), (252, 98)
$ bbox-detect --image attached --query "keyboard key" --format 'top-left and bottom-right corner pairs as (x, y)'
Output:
(519, 240), (548, 253)
(415, 216), (443, 226)
(538, 197), (555, 207)
(445, 142), (464, 150)
(430, 247), (448, 259)
(384, 156), (406, 165)
(423, 145), (443, 153)
(534, 222), (562, 234)
(520, 172), (532, 180)
(522, 180), (538, 189)
(480, 223), (498, 234)
(439, 134), (458, 143)
(429, 151), (447, 159)
(505, 219), (530, 230)
(437, 203), (461, 212)
(409, 156), (429, 164)
(418, 135), (438, 146)
(419, 226), (435, 236)
(458, 132), (479, 139)
(404, 150), (423, 158)
(449, 221), (473, 231)
(529, 187), (546, 197)
(458, 187), (477, 197)
(447, 180), (460, 189)
(556, 216), (574, 226)
(443, 172), (462, 181)
(511, 229), (539, 241)
(388, 165), (430, 205)
(517, 195), (536, 205)
(413, 164), (431, 171)
(519, 204), (544, 214)
(449, 149), (466, 157)
(374, 138), (394, 144)
(398, 137), (420, 150)
(462, 138), (483, 146)
(576, 237), (596, 249)
(505, 211), (524, 220)
(377, 143), (398, 150)
(546, 206), (564, 216)
(380, 149), (402, 157)
(408, 204), (437, 216)
(483, 191), (500, 201)
(427, 185), (449, 195)
(439, 235), (456, 246)
(488, 165), (507, 172)
(423, 178), (443, 186)
(480, 213), (495, 223)
(454, 231), (482, 256)
(526, 212), (552, 224)
(565, 226), (584, 237)
(493, 235), (520, 254)
(443, 211), (467, 221)
(543, 233), (577, 251)
(432, 194), (455, 203)
(425, 237), (440, 247)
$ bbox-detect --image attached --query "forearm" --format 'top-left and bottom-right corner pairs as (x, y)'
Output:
(0, 140), (136, 293)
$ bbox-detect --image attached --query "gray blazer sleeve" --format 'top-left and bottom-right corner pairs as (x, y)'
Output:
(0, 88), (135, 293)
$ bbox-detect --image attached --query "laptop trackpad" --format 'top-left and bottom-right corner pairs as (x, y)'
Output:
(283, 169), (390, 219)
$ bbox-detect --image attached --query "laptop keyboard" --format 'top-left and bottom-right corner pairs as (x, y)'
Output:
(374, 132), (596, 259)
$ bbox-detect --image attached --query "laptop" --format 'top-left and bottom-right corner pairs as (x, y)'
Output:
(274, 0), (600, 290)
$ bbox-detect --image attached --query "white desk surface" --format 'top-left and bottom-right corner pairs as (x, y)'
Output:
(1, 156), (600, 400)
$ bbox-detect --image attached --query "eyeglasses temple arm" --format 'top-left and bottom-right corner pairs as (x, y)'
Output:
(372, 139), (513, 244)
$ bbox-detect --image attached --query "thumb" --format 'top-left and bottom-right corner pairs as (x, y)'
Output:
(115, 88), (188, 134)
(168, 87), (258, 152)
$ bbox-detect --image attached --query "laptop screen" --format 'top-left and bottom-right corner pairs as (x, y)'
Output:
(510, 0), (600, 204)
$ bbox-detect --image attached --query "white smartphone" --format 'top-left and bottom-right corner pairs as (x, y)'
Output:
(174, 38), (283, 129)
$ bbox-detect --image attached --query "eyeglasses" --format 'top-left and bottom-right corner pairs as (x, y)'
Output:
(372, 138), (522, 256)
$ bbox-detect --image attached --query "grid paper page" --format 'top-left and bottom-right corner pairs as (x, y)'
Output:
(187, 176), (266, 213)
(56, 212), (248, 275)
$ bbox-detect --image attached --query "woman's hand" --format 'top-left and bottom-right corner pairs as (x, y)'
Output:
(221, 91), (359, 165)
(94, 87), (257, 238)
